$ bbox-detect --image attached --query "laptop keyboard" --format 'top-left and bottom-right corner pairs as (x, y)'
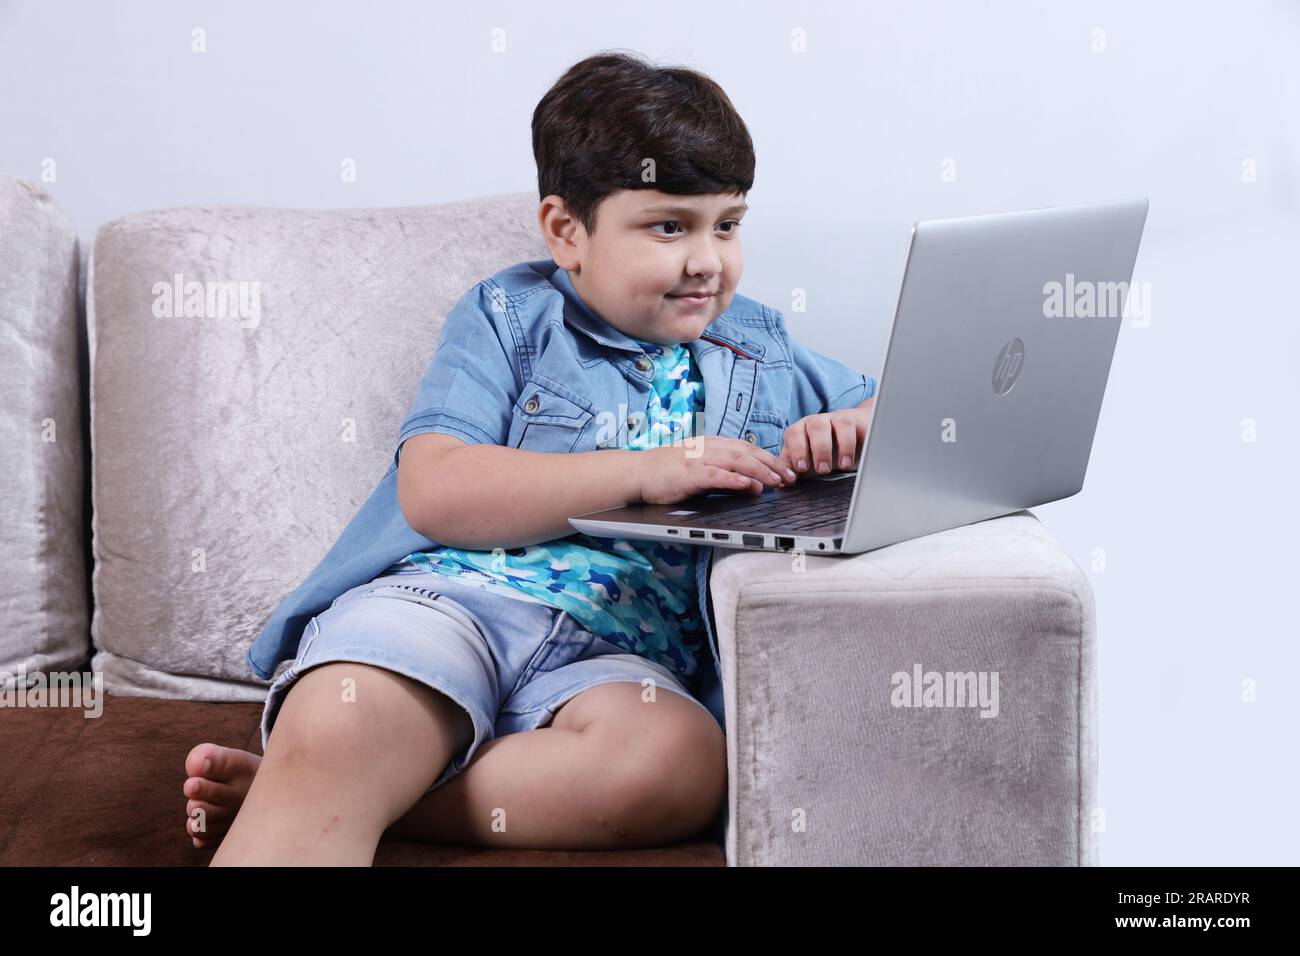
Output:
(690, 479), (854, 533)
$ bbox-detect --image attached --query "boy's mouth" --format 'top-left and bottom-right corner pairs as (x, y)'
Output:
(666, 291), (716, 307)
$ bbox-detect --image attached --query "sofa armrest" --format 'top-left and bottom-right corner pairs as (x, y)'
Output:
(708, 510), (1096, 866)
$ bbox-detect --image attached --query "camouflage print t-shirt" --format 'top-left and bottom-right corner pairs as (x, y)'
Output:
(383, 340), (706, 682)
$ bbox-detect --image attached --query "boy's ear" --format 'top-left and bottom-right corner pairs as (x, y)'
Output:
(538, 194), (583, 269)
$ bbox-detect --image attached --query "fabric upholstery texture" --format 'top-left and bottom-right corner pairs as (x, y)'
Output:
(0, 694), (722, 866)
(0, 174), (89, 679)
(709, 510), (1096, 865)
(86, 192), (546, 698)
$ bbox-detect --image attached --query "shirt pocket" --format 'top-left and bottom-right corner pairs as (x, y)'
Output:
(743, 410), (787, 454)
(507, 374), (596, 454)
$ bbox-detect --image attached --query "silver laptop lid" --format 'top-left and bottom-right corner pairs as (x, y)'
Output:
(843, 198), (1149, 552)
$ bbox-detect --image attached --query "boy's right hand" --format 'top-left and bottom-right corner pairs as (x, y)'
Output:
(635, 436), (800, 506)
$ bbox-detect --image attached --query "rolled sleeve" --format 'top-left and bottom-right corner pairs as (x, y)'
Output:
(394, 282), (521, 468)
(773, 307), (877, 421)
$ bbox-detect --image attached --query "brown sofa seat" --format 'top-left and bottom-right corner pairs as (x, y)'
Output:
(0, 692), (723, 866)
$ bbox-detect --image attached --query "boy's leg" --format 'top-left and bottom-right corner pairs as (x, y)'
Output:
(383, 679), (725, 850)
(212, 660), (474, 866)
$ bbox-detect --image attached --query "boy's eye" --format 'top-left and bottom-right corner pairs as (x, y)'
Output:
(649, 220), (744, 236)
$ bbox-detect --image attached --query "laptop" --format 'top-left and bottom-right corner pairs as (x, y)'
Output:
(569, 198), (1149, 555)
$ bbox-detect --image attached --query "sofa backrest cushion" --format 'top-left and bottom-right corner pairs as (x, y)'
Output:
(87, 192), (545, 697)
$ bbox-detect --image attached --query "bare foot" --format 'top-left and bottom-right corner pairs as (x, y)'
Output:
(183, 743), (262, 849)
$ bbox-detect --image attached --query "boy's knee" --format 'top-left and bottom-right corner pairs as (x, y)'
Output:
(269, 660), (473, 764)
(588, 716), (726, 841)
(268, 663), (375, 757)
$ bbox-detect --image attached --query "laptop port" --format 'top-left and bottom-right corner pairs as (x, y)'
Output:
(776, 536), (795, 550)
(666, 528), (678, 534)
(742, 534), (764, 548)
(710, 532), (730, 540)
(689, 529), (705, 538)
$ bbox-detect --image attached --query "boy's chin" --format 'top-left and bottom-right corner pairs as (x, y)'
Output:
(632, 313), (711, 345)
(659, 304), (716, 329)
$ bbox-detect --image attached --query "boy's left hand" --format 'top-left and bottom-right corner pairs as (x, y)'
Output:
(778, 396), (876, 482)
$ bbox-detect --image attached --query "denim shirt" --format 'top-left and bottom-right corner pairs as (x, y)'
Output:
(244, 258), (877, 739)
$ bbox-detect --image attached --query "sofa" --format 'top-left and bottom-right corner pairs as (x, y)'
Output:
(0, 173), (1097, 866)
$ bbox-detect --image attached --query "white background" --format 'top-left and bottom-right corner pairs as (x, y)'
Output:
(3, 0), (1297, 865)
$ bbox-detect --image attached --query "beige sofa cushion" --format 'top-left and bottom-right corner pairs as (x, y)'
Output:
(87, 192), (545, 699)
(0, 175), (89, 680)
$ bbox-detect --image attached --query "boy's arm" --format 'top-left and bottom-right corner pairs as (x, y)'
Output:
(398, 433), (642, 549)
(394, 281), (644, 549)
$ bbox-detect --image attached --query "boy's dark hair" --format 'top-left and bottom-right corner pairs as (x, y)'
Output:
(532, 50), (755, 235)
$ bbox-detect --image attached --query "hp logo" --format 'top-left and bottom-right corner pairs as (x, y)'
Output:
(992, 338), (1025, 395)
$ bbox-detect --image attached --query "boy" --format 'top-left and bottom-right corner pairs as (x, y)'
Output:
(182, 51), (876, 865)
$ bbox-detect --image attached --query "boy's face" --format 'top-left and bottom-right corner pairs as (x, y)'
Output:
(539, 188), (747, 346)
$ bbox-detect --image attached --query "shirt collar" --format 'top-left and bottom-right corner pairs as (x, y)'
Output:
(550, 266), (649, 354)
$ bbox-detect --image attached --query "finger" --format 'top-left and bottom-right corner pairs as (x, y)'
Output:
(859, 396), (877, 439)
(805, 417), (835, 474)
(830, 414), (859, 471)
(752, 444), (798, 483)
(784, 422), (812, 473)
(777, 447), (799, 484)
(707, 465), (762, 494)
(738, 442), (797, 485)
(722, 444), (786, 489)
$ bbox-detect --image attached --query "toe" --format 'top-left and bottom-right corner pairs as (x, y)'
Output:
(184, 743), (260, 790)
(187, 796), (234, 821)
(184, 742), (223, 779)
(187, 800), (229, 838)
(183, 775), (239, 805)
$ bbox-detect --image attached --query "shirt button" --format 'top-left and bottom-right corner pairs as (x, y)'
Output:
(524, 396), (540, 414)
(635, 356), (652, 372)
(745, 431), (757, 444)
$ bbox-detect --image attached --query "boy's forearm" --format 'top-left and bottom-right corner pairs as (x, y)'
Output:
(413, 445), (644, 549)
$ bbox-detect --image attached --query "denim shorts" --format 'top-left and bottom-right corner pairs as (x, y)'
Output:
(259, 569), (717, 793)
